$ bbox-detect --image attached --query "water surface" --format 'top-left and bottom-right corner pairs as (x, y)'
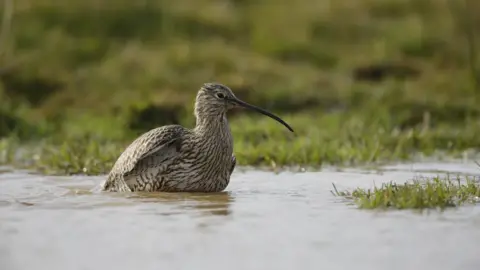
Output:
(1, 162), (479, 270)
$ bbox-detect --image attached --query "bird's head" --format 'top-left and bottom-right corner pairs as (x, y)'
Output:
(194, 82), (294, 132)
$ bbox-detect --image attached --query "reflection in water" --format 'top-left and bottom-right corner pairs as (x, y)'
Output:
(0, 163), (480, 270)
(56, 181), (235, 216)
(125, 191), (234, 216)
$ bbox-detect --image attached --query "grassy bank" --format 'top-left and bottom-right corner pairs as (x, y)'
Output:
(1, 110), (480, 175)
(1, 0), (480, 174)
(332, 174), (480, 210)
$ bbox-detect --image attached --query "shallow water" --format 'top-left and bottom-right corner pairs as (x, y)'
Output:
(1, 162), (480, 270)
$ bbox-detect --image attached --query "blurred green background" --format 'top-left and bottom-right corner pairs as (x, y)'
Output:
(0, 0), (479, 173)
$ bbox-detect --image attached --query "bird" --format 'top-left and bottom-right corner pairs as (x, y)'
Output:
(101, 82), (294, 193)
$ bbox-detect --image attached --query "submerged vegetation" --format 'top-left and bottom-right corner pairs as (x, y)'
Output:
(1, 0), (480, 175)
(332, 174), (480, 210)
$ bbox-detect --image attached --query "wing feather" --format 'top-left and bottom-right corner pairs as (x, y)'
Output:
(102, 125), (186, 191)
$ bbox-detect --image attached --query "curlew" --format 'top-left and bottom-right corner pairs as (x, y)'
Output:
(102, 82), (294, 193)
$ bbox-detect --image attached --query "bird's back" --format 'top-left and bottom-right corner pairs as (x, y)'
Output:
(102, 124), (188, 191)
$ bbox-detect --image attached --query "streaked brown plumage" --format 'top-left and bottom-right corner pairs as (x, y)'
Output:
(102, 82), (294, 193)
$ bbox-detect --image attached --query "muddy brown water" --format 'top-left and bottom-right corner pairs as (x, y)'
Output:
(1, 162), (480, 270)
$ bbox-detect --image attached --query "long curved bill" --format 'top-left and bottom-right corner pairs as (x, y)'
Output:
(228, 97), (294, 133)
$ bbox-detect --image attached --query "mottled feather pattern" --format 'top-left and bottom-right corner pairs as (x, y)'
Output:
(103, 114), (235, 192)
(102, 125), (187, 191)
(127, 126), (183, 169)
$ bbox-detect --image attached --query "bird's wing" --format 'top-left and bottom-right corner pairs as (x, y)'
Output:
(103, 125), (185, 189)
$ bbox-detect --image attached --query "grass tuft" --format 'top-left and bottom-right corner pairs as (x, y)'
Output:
(332, 175), (480, 210)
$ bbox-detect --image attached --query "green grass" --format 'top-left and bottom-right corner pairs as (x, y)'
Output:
(0, 135), (118, 175)
(1, 110), (479, 175)
(332, 174), (480, 210)
(1, 0), (480, 174)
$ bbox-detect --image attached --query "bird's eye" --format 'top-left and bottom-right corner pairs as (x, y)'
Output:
(216, 93), (225, 99)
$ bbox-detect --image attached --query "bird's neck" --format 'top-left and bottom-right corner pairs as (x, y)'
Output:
(194, 113), (231, 139)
